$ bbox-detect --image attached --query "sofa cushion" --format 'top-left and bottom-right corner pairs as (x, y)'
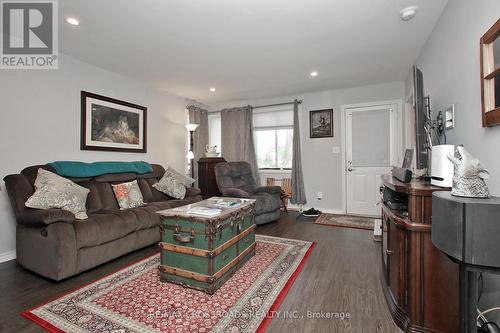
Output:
(93, 182), (120, 211)
(136, 178), (156, 203)
(82, 182), (103, 214)
(21, 165), (56, 185)
(149, 201), (180, 211)
(74, 211), (137, 248)
(94, 172), (138, 183)
(136, 164), (165, 179)
(129, 205), (162, 230)
(152, 196), (203, 211)
(185, 187), (201, 197)
(25, 169), (90, 219)
(112, 180), (145, 209)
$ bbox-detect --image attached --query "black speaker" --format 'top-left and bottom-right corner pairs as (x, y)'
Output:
(432, 192), (500, 268)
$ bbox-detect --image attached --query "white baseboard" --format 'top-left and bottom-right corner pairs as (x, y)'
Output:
(0, 250), (16, 263)
(310, 207), (345, 215)
(287, 204), (345, 215)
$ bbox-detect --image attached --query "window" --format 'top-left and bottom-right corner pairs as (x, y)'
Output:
(208, 112), (221, 153)
(207, 105), (294, 169)
(253, 106), (294, 169)
(254, 128), (293, 169)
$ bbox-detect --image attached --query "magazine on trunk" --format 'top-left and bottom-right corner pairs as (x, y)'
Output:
(187, 206), (222, 216)
(214, 200), (241, 208)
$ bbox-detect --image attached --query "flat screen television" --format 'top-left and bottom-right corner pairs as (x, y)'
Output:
(413, 66), (428, 170)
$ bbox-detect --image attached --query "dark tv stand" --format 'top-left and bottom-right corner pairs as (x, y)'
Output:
(380, 175), (459, 332)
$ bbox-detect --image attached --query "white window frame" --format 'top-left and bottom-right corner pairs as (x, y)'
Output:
(253, 125), (293, 170)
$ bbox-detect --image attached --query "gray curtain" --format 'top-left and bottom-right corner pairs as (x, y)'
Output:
(187, 105), (209, 186)
(220, 106), (260, 185)
(291, 100), (306, 204)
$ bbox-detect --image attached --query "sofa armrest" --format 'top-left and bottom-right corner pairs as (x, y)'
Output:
(254, 186), (282, 195)
(185, 187), (201, 198)
(221, 188), (251, 198)
(17, 209), (76, 227)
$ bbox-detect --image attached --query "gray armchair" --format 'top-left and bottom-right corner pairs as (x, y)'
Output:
(214, 161), (282, 225)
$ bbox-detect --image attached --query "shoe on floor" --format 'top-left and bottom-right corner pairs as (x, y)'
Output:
(303, 208), (321, 217)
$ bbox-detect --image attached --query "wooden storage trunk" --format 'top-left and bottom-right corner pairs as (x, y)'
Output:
(158, 198), (256, 294)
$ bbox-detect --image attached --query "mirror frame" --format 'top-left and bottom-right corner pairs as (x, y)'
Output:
(480, 19), (500, 127)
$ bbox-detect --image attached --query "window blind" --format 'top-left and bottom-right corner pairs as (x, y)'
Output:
(253, 106), (293, 128)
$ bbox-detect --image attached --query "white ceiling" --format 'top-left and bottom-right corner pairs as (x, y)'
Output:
(59, 0), (448, 104)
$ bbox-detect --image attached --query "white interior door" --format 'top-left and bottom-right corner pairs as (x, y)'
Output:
(346, 104), (399, 216)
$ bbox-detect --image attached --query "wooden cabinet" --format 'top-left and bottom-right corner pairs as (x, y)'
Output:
(380, 175), (460, 333)
(197, 157), (226, 199)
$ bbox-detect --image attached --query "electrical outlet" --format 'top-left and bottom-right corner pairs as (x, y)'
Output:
(317, 192), (323, 200)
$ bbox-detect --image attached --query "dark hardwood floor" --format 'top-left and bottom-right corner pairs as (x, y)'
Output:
(0, 212), (399, 333)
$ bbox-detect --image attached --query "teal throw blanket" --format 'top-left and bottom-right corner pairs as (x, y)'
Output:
(49, 161), (153, 178)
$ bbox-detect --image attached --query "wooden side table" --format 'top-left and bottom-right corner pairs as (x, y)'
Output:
(197, 157), (226, 199)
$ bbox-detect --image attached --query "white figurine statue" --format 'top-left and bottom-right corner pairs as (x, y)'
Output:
(447, 146), (489, 198)
(205, 145), (219, 157)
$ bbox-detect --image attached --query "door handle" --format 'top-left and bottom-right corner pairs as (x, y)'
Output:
(386, 250), (394, 255)
(347, 167), (354, 172)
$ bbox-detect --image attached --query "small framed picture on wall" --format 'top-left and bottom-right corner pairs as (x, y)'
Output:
(81, 91), (147, 153)
(310, 109), (333, 138)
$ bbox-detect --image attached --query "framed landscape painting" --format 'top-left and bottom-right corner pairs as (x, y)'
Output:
(310, 109), (333, 138)
(81, 91), (147, 153)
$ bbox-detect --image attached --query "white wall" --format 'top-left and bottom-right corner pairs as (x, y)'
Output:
(0, 53), (191, 261)
(212, 81), (405, 213)
(416, 0), (500, 324)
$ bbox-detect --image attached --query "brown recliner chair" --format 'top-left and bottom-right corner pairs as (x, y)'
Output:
(214, 161), (282, 225)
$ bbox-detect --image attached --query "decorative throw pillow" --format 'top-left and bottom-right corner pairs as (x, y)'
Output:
(153, 167), (195, 199)
(112, 180), (145, 210)
(25, 168), (90, 220)
(164, 166), (195, 186)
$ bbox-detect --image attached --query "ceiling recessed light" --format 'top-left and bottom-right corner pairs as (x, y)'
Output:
(310, 71), (318, 77)
(66, 17), (80, 26)
(400, 6), (418, 21)
(209, 87), (216, 92)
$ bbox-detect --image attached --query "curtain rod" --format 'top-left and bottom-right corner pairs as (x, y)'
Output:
(252, 99), (302, 110)
(208, 99), (302, 113)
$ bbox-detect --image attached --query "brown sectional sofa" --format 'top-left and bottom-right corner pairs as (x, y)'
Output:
(3, 164), (202, 281)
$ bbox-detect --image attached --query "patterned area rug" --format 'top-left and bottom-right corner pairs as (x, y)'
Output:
(314, 213), (374, 231)
(22, 235), (315, 333)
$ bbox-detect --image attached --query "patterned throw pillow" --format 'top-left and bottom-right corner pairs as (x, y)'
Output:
(25, 168), (90, 220)
(153, 167), (195, 199)
(112, 180), (145, 210)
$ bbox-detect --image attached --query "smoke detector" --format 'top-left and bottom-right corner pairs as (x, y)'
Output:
(400, 6), (418, 21)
